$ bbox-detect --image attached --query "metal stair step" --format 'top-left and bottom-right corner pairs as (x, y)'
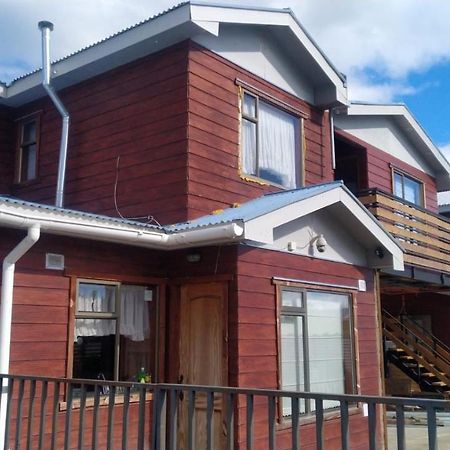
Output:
(431, 381), (448, 387)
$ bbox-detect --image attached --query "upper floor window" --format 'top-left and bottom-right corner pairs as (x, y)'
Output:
(279, 288), (355, 416)
(72, 280), (156, 390)
(393, 169), (424, 207)
(16, 116), (39, 183)
(241, 91), (301, 189)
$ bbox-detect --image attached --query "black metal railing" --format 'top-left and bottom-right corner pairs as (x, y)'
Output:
(0, 373), (449, 450)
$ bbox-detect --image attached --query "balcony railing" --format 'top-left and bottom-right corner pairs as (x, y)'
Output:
(1, 374), (449, 450)
(359, 189), (450, 275)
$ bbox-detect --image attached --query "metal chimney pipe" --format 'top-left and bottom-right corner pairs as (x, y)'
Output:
(38, 21), (70, 208)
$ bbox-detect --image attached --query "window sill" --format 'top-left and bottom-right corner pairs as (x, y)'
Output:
(12, 178), (40, 188)
(240, 172), (300, 191)
(277, 404), (362, 431)
(59, 391), (153, 411)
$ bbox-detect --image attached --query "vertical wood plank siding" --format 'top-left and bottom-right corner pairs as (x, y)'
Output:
(186, 42), (333, 220)
(0, 106), (14, 193)
(10, 43), (191, 225)
(235, 246), (379, 450)
(336, 128), (439, 212)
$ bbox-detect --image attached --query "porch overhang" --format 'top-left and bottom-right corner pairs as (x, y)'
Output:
(169, 181), (405, 271)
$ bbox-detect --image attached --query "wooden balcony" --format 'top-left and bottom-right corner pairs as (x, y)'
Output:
(359, 189), (450, 275)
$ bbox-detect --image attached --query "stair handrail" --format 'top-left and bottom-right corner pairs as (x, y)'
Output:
(400, 314), (450, 360)
(382, 309), (450, 373)
(383, 327), (450, 387)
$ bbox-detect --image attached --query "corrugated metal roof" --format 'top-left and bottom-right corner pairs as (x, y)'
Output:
(0, 181), (343, 233)
(167, 181), (343, 231)
(0, 195), (165, 230)
(6, 1), (190, 86)
(6, 1), (347, 88)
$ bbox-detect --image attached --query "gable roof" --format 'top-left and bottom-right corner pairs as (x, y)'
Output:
(0, 182), (403, 270)
(0, 1), (347, 108)
(170, 180), (404, 270)
(336, 102), (450, 191)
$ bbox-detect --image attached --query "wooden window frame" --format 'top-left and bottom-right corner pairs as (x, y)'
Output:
(238, 87), (305, 189)
(68, 278), (159, 384)
(275, 283), (357, 422)
(15, 113), (41, 184)
(391, 166), (425, 208)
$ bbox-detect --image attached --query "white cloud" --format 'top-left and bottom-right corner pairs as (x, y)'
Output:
(290, 0), (450, 79)
(0, 0), (176, 83)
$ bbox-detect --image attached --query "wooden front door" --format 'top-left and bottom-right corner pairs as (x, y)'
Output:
(178, 282), (228, 450)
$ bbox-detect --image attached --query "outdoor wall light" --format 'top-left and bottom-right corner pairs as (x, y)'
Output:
(186, 251), (202, 263)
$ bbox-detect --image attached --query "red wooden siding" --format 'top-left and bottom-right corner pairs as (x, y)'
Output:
(0, 106), (14, 193)
(0, 230), (165, 379)
(235, 246), (380, 450)
(336, 128), (439, 212)
(186, 42), (333, 220)
(10, 43), (191, 225)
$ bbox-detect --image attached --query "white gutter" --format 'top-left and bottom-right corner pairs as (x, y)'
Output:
(0, 205), (244, 250)
(0, 225), (40, 448)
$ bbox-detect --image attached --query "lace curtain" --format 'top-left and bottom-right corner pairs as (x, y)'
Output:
(242, 97), (298, 189)
(75, 284), (150, 342)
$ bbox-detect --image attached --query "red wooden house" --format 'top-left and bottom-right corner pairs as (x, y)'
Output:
(0, 2), (448, 449)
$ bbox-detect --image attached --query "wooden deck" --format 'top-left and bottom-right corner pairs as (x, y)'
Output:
(359, 189), (450, 274)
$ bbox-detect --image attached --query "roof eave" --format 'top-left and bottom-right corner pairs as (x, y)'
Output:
(0, 200), (244, 250)
(241, 185), (404, 271)
(1, 2), (348, 108)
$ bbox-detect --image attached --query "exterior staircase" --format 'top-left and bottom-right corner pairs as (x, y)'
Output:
(383, 310), (450, 398)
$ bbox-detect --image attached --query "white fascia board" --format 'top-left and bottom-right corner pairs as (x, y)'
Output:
(190, 4), (347, 106)
(244, 188), (342, 244)
(243, 185), (404, 271)
(347, 103), (450, 178)
(0, 203), (244, 250)
(338, 190), (404, 271)
(4, 4), (198, 102)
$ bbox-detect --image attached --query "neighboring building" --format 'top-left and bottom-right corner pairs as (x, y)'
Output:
(335, 103), (450, 398)
(0, 2), (448, 449)
(441, 204), (450, 219)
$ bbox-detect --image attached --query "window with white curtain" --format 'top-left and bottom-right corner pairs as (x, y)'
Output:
(280, 288), (355, 416)
(73, 281), (155, 388)
(241, 91), (301, 189)
(393, 169), (424, 206)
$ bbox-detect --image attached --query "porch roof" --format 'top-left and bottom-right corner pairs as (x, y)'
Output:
(169, 181), (404, 271)
(0, 181), (404, 270)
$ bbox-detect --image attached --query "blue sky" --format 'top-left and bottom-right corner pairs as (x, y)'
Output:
(1, 0), (450, 196)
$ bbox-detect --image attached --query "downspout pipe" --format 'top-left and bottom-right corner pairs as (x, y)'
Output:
(0, 225), (40, 448)
(330, 107), (336, 170)
(38, 21), (70, 209)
